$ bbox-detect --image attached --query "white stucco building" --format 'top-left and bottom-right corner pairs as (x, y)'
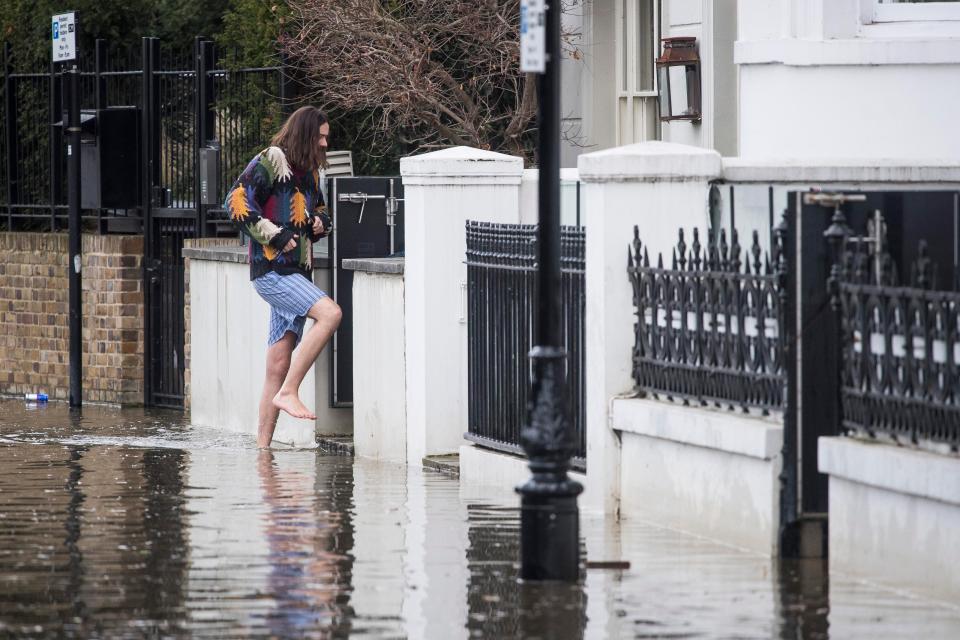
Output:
(563, 0), (960, 163)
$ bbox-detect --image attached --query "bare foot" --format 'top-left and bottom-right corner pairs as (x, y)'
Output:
(272, 390), (316, 420)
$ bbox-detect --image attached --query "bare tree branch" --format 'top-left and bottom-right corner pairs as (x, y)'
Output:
(281, 0), (576, 164)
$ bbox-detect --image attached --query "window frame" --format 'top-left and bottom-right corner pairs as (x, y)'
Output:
(873, 1), (960, 23)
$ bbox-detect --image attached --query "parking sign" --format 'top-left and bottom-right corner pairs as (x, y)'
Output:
(52, 13), (77, 62)
(520, 0), (545, 73)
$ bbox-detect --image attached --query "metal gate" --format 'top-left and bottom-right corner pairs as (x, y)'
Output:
(140, 37), (290, 407)
(145, 212), (195, 407)
(329, 176), (405, 406)
(781, 189), (960, 554)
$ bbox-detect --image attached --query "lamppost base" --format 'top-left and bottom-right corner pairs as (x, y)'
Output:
(517, 478), (583, 581)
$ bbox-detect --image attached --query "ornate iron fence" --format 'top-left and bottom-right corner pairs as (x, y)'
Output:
(828, 220), (960, 450)
(627, 225), (786, 412)
(465, 221), (586, 470)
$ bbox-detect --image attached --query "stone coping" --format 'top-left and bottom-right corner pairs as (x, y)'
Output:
(612, 396), (783, 460)
(341, 257), (405, 274)
(819, 436), (960, 505)
(183, 244), (331, 268)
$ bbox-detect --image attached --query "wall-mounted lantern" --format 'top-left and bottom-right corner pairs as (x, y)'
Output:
(656, 36), (702, 123)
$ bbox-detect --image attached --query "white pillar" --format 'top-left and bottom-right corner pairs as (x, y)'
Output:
(400, 147), (524, 464)
(579, 142), (722, 514)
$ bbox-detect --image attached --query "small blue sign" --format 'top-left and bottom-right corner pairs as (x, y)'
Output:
(52, 21), (59, 40)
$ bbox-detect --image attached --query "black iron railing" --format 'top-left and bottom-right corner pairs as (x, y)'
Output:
(831, 235), (960, 449)
(1, 38), (290, 231)
(465, 221), (586, 470)
(627, 226), (786, 412)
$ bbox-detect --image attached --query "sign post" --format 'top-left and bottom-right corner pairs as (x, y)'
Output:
(53, 12), (82, 409)
(517, 0), (582, 581)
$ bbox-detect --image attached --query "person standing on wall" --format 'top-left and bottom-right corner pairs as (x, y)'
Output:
(225, 106), (341, 448)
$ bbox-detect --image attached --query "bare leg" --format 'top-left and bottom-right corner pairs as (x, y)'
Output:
(272, 297), (342, 420)
(258, 333), (295, 447)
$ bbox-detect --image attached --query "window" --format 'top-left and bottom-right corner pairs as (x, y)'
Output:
(615, 0), (658, 145)
(874, 0), (960, 22)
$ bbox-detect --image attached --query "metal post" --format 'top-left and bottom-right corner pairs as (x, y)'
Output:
(65, 65), (82, 409)
(49, 58), (63, 231)
(4, 42), (18, 230)
(824, 203), (850, 439)
(775, 211), (796, 551)
(517, 0), (582, 582)
(94, 39), (107, 111)
(94, 39), (107, 233)
(279, 50), (297, 117)
(141, 37), (156, 406)
(194, 36), (211, 237)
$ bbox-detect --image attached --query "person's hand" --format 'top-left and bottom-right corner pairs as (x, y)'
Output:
(284, 235), (298, 252)
(312, 216), (325, 236)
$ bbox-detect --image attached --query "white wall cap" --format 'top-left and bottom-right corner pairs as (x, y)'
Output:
(736, 37), (960, 67)
(400, 146), (524, 178)
(612, 397), (783, 460)
(819, 437), (960, 506)
(579, 142), (723, 183)
(723, 157), (960, 185)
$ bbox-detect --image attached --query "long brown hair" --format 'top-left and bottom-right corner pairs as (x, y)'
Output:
(270, 106), (329, 171)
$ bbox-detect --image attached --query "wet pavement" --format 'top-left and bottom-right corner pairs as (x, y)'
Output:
(0, 400), (958, 639)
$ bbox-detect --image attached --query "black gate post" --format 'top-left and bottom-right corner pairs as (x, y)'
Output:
(94, 38), (107, 233)
(824, 206), (850, 437)
(775, 211), (799, 553)
(142, 36), (159, 405)
(279, 51), (298, 117)
(49, 57), (63, 231)
(94, 39), (107, 111)
(194, 36), (214, 237)
(4, 42), (18, 230)
(517, 0), (583, 582)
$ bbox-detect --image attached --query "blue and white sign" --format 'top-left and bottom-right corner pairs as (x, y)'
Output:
(520, 0), (545, 73)
(52, 12), (77, 62)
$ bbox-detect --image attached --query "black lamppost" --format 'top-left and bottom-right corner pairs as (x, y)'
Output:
(65, 65), (82, 409)
(516, 0), (583, 582)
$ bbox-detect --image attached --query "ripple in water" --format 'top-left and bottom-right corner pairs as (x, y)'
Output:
(1, 399), (958, 639)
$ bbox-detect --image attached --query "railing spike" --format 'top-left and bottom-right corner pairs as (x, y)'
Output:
(730, 228), (742, 273)
(631, 225), (642, 267)
(751, 230), (762, 274)
(672, 248), (678, 270)
(658, 253), (664, 270)
(692, 228), (702, 271)
(912, 239), (936, 290)
(643, 247), (650, 267)
(677, 228), (687, 271)
(719, 228), (729, 271)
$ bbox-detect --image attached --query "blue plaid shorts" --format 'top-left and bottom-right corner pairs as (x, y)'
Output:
(252, 271), (328, 346)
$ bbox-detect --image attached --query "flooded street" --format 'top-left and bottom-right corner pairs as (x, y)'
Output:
(1, 401), (958, 638)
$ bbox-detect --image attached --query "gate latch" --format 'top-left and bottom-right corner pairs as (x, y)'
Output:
(338, 192), (404, 225)
(144, 258), (163, 285)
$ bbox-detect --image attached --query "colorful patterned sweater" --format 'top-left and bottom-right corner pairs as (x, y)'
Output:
(226, 146), (330, 281)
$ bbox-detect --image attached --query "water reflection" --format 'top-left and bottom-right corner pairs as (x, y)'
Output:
(256, 450), (352, 636)
(465, 504), (587, 639)
(0, 400), (958, 638)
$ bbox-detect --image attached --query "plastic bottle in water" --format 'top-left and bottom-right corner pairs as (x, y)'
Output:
(24, 392), (48, 402)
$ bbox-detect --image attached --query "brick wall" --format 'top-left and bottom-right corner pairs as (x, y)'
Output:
(0, 233), (144, 405)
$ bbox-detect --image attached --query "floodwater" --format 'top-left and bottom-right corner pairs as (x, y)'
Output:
(0, 401), (958, 639)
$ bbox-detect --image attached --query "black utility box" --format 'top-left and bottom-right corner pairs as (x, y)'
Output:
(58, 106), (141, 209)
